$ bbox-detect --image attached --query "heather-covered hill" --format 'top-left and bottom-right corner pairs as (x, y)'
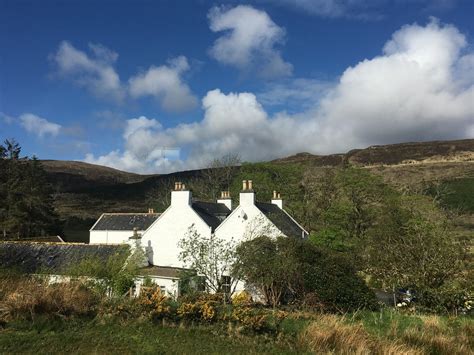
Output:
(40, 139), (474, 242)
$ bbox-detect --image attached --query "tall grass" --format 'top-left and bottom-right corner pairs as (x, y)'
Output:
(1, 277), (98, 321)
(300, 312), (473, 354)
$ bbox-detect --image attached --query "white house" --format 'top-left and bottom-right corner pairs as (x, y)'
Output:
(88, 180), (307, 296)
(140, 182), (231, 267)
(89, 211), (160, 244)
(215, 180), (308, 243)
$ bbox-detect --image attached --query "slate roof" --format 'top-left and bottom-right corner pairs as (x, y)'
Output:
(2, 236), (64, 243)
(0, 241), (129, 274)
(191, 201), (231, 231)
(91, 213), (160, 231)
(255, 202), (307, 239)
(139, 265), (189, 279)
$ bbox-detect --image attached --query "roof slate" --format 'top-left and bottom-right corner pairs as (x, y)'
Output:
(91, 213), (160, 231)
(191, 201), (231, 231)
(139, 265), (189, 279)
(0, 242), (129, 274)
(255, 202), (306, 239)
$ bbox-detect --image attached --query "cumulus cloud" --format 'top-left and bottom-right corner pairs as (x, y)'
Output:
(86, 19), (474, 174)
(51, 42), (197, 112)
(51, 41), (125, 102)
(129, 56), (198, 112)
(208, 5), (292, 79)
(19, 113), (62, 138)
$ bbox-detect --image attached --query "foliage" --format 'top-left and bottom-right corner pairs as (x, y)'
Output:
(178, 225), (237, 294)
(2, 278), (98, 321)
(231, 162), (305, 217)
(195, 153), (242, 200)
(0, 139), (60, 239)
(233, 236), (298, 307)
(365, 195), (468, 308)
(66, 251), (136, 296)
(234, 236), (377, 311)
(138, 286), (171, 319)
(430, 178), (474, 213)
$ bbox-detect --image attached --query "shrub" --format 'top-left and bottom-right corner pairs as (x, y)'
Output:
(234, 236), (378, 311)
(231, 290), (253, 306)
(138, 286), (171, 319)
(3, 278), (98, 320)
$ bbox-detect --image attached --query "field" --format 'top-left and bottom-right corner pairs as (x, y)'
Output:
(0, 310), (472, 354)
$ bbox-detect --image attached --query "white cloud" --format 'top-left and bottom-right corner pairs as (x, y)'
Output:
(52, 41), (125, 102)
(258, 78), (334, 109)
(267, 1), (459, 19)
(85, 19), (474, 174)
(128, 56), (198, 112)
(19, 113), (62, 138)
(267, 0), (384, 19)
(208, 5), (292, 79)
(52, 42), (198, 112)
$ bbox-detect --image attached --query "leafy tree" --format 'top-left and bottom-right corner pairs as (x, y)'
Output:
(365, 195), (465, 291)
(178, 225), (238, 294)
(234, 236), (377, 311)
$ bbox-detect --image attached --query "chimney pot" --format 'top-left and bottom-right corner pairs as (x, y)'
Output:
(248, 180), (253, 190)
(181, 183), (186, 190)
(242, 180), (247, 190)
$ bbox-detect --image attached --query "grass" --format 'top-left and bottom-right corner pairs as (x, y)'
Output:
(0, 318), (302, 354)
(0, 309), (472, 354)
(440, 178), (474, 213)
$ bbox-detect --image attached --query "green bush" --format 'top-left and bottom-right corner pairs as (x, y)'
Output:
(291, 241), (378, 312)
(234, 236), (377, 312)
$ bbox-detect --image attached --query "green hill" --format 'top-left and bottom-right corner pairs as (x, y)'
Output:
(41, 139), (474, 243)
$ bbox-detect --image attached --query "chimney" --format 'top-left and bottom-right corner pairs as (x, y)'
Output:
(271, 191), (283, 209)
(217, 191), (232, 210)
(148, 208), (155, 214)
(171, 181), (191, 206)
(240, 179), (255, 206)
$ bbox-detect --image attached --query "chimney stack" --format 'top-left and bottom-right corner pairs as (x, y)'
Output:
(171, 181), (191, 206)
(271, 191), (283, 209)
(240, 179), (255, 206)
(217, 191), (232, 210)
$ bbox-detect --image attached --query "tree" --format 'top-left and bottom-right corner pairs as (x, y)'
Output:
(178, 225), (238, 294)
(233, 236), (299, 307)
(0, 140), (60, 238)
(233, 236), (377, 310)
(365, 195), (464, 291)
(199, 153), (241, 200)
(305, 167), (394, 258)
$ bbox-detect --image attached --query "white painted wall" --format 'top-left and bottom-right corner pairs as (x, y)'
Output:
(89, 230), (141, 244)
(135, 276), (179, 298)
(215, 192), (283, 244)
(141, 190), (212, 268)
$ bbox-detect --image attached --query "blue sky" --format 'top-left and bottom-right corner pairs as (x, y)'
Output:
(1, 0), (473, 173)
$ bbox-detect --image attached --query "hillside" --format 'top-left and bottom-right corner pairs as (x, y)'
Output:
(41, 139), (474, 242)
(41, 160), (153, 192)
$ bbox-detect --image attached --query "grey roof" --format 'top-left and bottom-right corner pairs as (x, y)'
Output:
(0, 242), (129, 274)
(2, 236), (64, 243)
(191, 201), (231, 231)
(255, 202), (307, 239)
(91, 213), (160, 231)
(139, 265), (189, 279)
